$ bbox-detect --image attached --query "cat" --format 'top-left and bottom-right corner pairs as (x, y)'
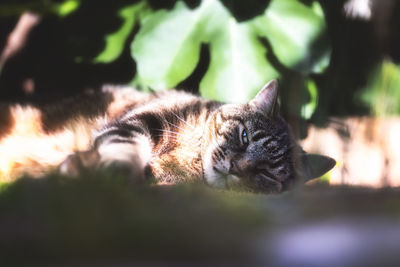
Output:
(0, 79), (335, 193)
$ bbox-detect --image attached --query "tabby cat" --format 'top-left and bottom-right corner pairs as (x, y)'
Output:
(0, 79), (335, 193)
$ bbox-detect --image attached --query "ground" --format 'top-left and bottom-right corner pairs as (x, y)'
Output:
(1, 172), (400, 266)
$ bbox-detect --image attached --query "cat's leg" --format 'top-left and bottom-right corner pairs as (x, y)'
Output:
(59, 122), (153, 182)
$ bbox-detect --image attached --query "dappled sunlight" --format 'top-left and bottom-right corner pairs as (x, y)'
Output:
(302, 117), (400, 187)
(0, 105), (94, 181)
(2, 0), (400, 265)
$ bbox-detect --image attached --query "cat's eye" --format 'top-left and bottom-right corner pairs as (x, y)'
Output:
(241, 129), (249, 146)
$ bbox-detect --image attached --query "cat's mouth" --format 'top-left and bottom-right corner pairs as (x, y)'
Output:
(237, 168), (283, 193)
(252, 172), (283, 193)
(218, 163), (283, 193)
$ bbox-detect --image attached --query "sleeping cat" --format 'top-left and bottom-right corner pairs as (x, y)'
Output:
(0, 79), (335, 193)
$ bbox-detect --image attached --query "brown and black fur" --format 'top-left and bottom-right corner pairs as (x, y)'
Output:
(0, 80), (335, 192)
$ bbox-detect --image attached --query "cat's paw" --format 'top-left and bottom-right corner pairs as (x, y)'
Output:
(59, 149), (146, 184)
(59, 149), (100, 176)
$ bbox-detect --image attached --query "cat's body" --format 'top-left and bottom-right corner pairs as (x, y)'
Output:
(0, 80), (335, 192)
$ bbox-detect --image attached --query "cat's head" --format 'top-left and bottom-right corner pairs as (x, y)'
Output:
(201, 79), (335, 193)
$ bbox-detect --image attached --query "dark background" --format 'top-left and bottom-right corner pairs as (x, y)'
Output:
(1, 0), (398, 120)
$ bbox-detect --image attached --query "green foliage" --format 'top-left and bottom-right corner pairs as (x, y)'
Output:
(359, 60), (400, 116)
(94, 1), (151, 63)
(0, 0), (331, 117)
(131, 0), (330, 102)
(301, 79), (318, 120)
(4, 0), (399, 118)
(56, 0), (81, 17)
(132, 1), (205, 91)
(250, 0), (329, 74)
(0, 0), (80, 17)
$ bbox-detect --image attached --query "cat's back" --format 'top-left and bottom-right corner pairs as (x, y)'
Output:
(0, 86), (192, 181)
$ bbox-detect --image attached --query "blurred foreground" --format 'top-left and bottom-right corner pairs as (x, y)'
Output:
(2, 172), (400, 266)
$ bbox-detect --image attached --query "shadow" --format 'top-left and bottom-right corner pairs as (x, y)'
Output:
(147, 0), (201, 10)
(313, 0), (381, 119)
(177, 43), (210, 95)
(259, 36), (307, 138)
(220, 0), (271, 22)
(0, 103), (13, 141)
(389, 1), (400, 63)
(258, 0), (382, 138)
(0, 0), (141, 103)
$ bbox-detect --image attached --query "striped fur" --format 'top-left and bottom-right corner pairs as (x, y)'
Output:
(1, 80), (335, 192)
(60, 89), (222, 185)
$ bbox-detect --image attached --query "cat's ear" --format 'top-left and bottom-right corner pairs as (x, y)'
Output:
(300, 152), (336, 182)
(249, 79), (279, 116)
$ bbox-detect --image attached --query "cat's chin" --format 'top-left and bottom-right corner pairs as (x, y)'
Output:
(205, 169), (284, 193)
(250, 173), (283, 193)
(226, 174), (242, 188)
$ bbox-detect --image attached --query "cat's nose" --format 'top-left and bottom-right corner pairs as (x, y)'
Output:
(229, 159), (240, 175)
(230, 159), (253, 175)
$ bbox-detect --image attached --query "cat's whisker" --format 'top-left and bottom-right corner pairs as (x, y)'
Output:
(157, 135), (178, 141)
(172, 111), (195, 129)
(156, 129), (185, 137)
(210, 131), (221, 148)
(157, 128), (180, 135)
(161, 133), (203, 147)
(165, 120), (187, 132)
(157, 135), (202, 147)
(156, 135), (180, 141)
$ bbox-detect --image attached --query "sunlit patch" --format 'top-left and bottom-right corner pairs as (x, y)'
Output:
(301, 117), (400, 187)
(343, 0), (371, 20)
(0, 105), (99, 181)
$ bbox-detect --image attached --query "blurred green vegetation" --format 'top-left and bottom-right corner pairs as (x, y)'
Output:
(1, 0), (399, 123)
(0, 0), (331, 121)
(94, 1), (151, 63)
(0, 0), (80, 17)
(131, 0), (329, 103)
(359, 60), (400, 116)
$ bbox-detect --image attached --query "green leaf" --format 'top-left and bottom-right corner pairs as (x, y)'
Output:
(200, 16), (278, 102)
(301, 79), (318, 120)
(131, 0), (330, 101)
(360, 60), (400, 116)
(251, 0), (330, 74)
(94, 1), (151, 63)
(55, 0), (80, 17)
(0, 0), (81, 17)
(132, 1), (204, 90)
(132, 0), (278, 100)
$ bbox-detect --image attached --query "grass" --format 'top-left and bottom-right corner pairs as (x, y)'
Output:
(0, 171), (269, 265)
(2, 171), (400, 265)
